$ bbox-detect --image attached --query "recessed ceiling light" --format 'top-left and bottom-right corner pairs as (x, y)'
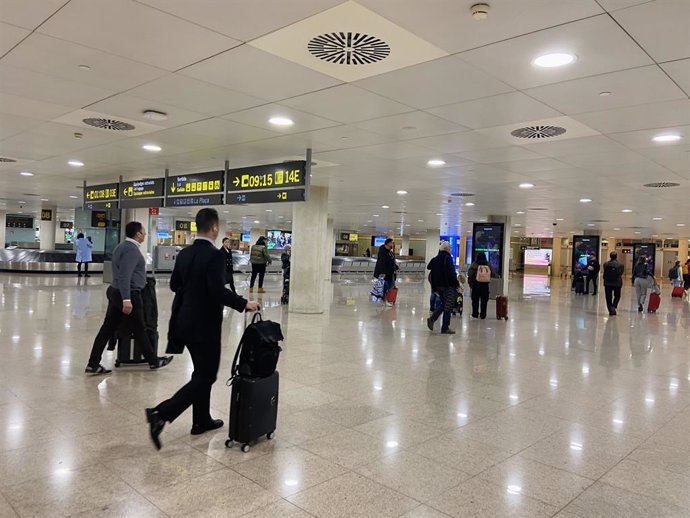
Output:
(533, 52), (576, 68)
(142, 109), (168, 121)
(18, 201), (25, 204)
(579, 198), (592, 203)
(519, 183), (535, 189)
(253, 220), (260, 224)
(652, 134), (682, 143)
(418, 219), (424, 222)
(19, 171), (34, 177)
(265, 209), (272, 212)
(367, 220), (373, 223)
(69, 195), (79, 199)
(599, 91), (612, 97)
(68, 160), (84, 167)
(435, 213), (443, 216)
(373, 214), (380, 217)
(465, 202), (475, 206)
(677, 223), (686, 227)
(587, 223), (595, 227)
(514, 224), (522, 227)
(652, 217), (663, 221)
(613, 227), (621, 230)
(621, 209), (632, 213)
(381, 205), (389, 209)
(634, 231), (641, 234)
(396, 190), (407, 195)
(268, 116), (294, 127)
(516, 211), (525, 214)
(427, 159), (446, 167)
(556, 218), (564, 221)
(142, 144), (162, 152)
(40, 198), (49, 202)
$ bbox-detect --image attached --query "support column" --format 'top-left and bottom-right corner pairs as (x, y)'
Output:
(424, 229), (439, 264)
(323, 218), (335, 281)
(400, 235), (410, 256)
(0, 210), (6, 249)
(488, 215), (512, 296)
(291, 186), (329, 314)
(39, 205), (57, 250)
(459, 236), (467, 266)
(551, 236), (562, 277)
(678, 238), (689, 263)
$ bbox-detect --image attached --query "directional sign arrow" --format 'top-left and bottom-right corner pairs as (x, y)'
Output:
(170, 184), (176, 193)
(233, 177), (240, 187)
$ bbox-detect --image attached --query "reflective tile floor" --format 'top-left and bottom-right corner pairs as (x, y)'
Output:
(0, 272), (689, 517)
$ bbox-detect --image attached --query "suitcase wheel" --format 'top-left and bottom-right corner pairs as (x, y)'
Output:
(241, 443), (251, 453)
(267, 432), (275, 440)
(225, 440), (234, 449)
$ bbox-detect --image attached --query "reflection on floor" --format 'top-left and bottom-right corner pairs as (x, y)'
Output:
(0, 273), (689, 517)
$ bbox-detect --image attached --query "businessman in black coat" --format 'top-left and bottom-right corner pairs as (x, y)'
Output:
(145, 208), (260, 449)
(220, 237), (236, 293)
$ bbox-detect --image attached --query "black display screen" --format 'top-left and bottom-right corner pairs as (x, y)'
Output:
(472, 223), (505, 277)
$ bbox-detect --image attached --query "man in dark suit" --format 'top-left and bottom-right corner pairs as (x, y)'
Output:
(585, 253), (601, 295)
(220, 237), (236, 293)
(145, 208), (259, 449)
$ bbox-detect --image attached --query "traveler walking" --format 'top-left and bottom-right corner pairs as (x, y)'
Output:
(249, 237), (272, 293)
(85, 221), (173, 374)
(632, 256), (654, 312)
(75, 233), (93, 277)
(220, 238), (236, 293)
(585, 253), (600, 295)
(683, 259), (690, 291)
(426, 241), (459, 334)
(145, 208), (260, 450)
(668, 260), (683, 288)
(281, 245), (291, 272)
(602, 251), (624, 315)
(374, 238), (396, 306)
(467, 252), (495, 319)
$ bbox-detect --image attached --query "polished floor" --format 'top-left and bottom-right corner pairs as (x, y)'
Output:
(0, 271), (689, 517)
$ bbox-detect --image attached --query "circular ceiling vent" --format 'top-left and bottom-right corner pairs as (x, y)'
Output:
(591, 219), (609, 223)
(308, 32), (390, 65)
(450, 193), (475, 197)
(511, 125), (566, 139)
(0, 157), (17, 163)
(643, 182), (680, 188)
(528, 207), (549, 211)
(82, 118), (136, 131)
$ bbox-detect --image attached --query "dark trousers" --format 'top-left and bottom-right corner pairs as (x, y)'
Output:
(77, 262), (89, 274)
(155, 341), (220, 425)
(250, 263), (266, 288)
(604, 285), (621, 311)
(431, 289), (451, 331)
(684, 274), (690, 291)
(471, 283), (490, 319)
(225, 269), (236, 293)
(586, 276), (598, 294)
(88, 287), (157, 367)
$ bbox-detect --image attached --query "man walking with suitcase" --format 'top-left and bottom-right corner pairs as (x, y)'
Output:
(145, 208), (259, 450)
(602, 251), (624, 316)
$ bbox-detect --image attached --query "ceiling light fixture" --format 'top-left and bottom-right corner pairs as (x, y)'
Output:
(652, 134), (682, 143)
(533, 52), (576, 68)
(465, 202), (475, 206)
(556, 218), (564, 221)
(396, 190), (407, 195)
(613, 227), (621, 230)
(621, 209), (632, 213)
(68, 160), (84, 167)
(579, 198), (592, 203)
(40, 198), (49, 202)
(142, 144), (162, 152)
(268, 116), (294, 127)
(253, 220), (260, 224)
(381, 205), (389, 209)
(265, 209), (272, 212)
(677, 223), (686, 227)
(142, 109), (168, 121)
(373, 214), (379, 217)
(69, 195), (79, 199)
(519, 183), (534, 189)
(435, 213), (443, 216)
(652, 217), (663, 221)
(599, 91), (612, 97)
(427, 159), (446, 167)
(20, 171), (34, 177)
(516, 211), (525, 214)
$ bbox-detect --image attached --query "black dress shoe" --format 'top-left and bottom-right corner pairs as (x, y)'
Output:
(150, 356), (174, 370)
(145, 408), (165, 450)
(85, 364), (112, 375)
(190, 419), (224, 435)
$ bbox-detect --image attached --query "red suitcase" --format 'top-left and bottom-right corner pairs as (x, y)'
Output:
(385, 287), (398, 304)
(671, 286), (685, 298)
(496, 296), (509, 320)
(648, 292), (661, 313)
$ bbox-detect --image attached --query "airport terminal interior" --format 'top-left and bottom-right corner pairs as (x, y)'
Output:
(0, 1), (690, 517)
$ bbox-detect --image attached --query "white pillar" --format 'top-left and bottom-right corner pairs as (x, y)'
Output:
(400, 235), (410, 256)
(290, 186), (329, 314)
(39, 205), (57, 250)
(0, 210), (6, 248)
(424, 229), (439, 264)
(323, 218), (334, 281)
(488, 215), (512, 296)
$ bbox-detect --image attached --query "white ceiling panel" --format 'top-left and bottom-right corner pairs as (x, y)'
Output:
(0, 64), (114, 107)
(0, 113), (43, 140)
(282, 84), (412, 124)
(354, 142), (436, 160)
(222, 104), (340, 133)
(523, 135), (633, 157)
(0, 0), (66, 30)
(661, 59), (690, 95)
(494, 157), (572, 174)
(0, 92), (72, 121)
(607, 125), (690, 149)
(157, 118), (279, 146)
(597, 0), (655, 11)
(135, 0), (344, 42)
(352, 111), (467, 140)
(574, 100), (690, 134)
(426, 92), (561, 130)
(525, 65), (686, 115)
(127, 74), (266, 117)
(85, 94), (209, 128)
(302, 124), (391, 151)
(461, 15), (653, 90)
(355, 55), (513, 109)
(359, 0), (603, 54)
(635, 143), (690, 172)
(0, 21), (28, 55)
(37, 0), (240, 71)
(559, 149), (649, 169)
(455, 146), (543, 164)
(611, 0), (690, 62)
(410, 131), (509, 154)
(2, 33), (167, 92)
(181, 45), (341, 102)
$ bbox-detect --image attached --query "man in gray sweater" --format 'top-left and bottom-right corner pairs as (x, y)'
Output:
(85, 221), (172, 374)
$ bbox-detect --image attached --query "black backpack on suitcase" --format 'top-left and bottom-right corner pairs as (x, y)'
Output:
(233, 313), (283, 378)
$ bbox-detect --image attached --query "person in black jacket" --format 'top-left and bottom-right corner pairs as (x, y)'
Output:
(585, 253), (600, 295)
(145, 209), (260, 450)
(426, 241), (459, 334)
(220, 237), (236, 293)
(373, 238), (396, 306)
(602, 251), (624, 315)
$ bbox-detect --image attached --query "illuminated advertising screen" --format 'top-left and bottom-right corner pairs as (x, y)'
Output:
(372, 236), (387, 248)
(440, 235), (460, 266)
(524, 248), (552, 266)
(472, 223), (505, 277)
(572, 235), (600, 274)
(266, 230), (291, 250)
(241, 233), (251, 243)
(632, 243), (656, 276)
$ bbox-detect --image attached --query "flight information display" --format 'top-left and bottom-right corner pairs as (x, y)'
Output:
(84, 183), (119, 210)
(226, 161), (306, 193)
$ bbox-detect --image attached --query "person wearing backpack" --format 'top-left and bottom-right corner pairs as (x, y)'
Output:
(426, 241), (459, 334)
(602, 251), (624, 315)
(632, 255), (654, 312)
(467, 252), (495, 320)
(669, 261), (682, 288)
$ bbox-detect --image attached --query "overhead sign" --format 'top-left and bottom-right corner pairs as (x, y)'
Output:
(226, 161), (306, 193)
(167, 193), (224, 207)
(6, 215), (33, 228)
(40, 209), (52, 221)
(120, 178), (165, 208)
(91, 210), (107, 228)
(166, 171), (224, 207)
(175, 220), (192, 231)
(226, 188), (307, 205)
(84, 183), (119, 210)
(59, 221), (73, 229)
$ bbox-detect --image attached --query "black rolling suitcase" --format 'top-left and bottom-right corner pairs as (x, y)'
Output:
(225, 313), (283, 452)
(112, 277), (159, 367)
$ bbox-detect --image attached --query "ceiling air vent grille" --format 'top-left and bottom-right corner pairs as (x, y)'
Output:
(528, 207), (549, 211)
(308, 32), (390, 65)
(0, 157), (17, 163)
(511, 125), (566, 139)
(643, 182), (680, 188)
(450, 193), (475, 197)
(82, 118), (136, 131)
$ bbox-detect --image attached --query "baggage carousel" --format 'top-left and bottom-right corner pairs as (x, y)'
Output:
(0, 249), (105, 273)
